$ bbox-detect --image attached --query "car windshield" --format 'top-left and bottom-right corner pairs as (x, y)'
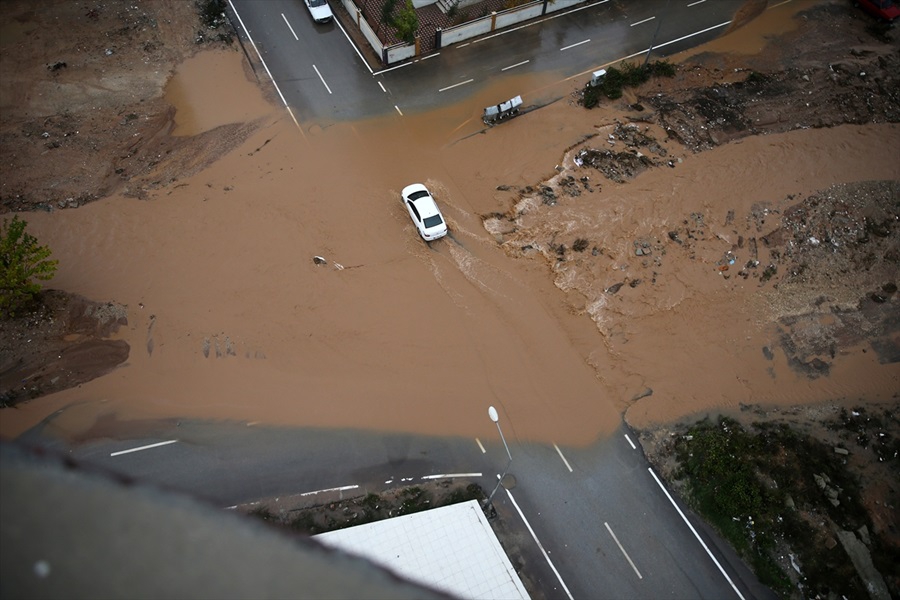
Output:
(309, 0), (328, 6)
(408, 190), (430, 201)
(423, 214), (444, 228)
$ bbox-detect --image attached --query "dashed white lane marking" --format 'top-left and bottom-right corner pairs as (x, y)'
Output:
(560, 39), (590, 51)
(605, 522), (642, 579)
(501, 59), (530, 71)
(394, 105), (403, 115)
(421, 473), (482, 480)
(110, 440), (178, 457)
(624, 434), (636, 450)
(476, 438), (486, 453)
(649, 467), (746, 599)
(553, 444), (573, 472)
(281, 13), (298, 40)
(687, 0), (706, 6)
(378, 80), (387, 92)
(439, 78), (474, 92)
(300, 484), (359, 497)
(505, 487), (574, 600)
(312, 64), (332, 94)
(631, 16), (656, 27)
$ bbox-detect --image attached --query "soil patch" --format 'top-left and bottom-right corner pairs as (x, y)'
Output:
(0, 291), (128, 407)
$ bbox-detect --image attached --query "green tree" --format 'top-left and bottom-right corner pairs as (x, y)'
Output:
(393, 0), (418, 44)
(377, 0), (397, 34)
(1, 215), (59, 317)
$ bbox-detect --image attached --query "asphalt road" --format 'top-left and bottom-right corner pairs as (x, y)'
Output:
(228, 0), (748, 121)
(18, 414), (774, 599)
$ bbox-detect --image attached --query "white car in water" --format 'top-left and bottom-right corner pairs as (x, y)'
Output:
(401, 183), (448, 242)
(304, 0), (333, 23)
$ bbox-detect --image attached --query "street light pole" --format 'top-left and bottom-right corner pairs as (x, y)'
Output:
(484, 406), (512, 511)
(644, 0), (671, 67)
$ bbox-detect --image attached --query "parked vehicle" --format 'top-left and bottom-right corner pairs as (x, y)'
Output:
(401, 184), (448, 241)
(305, 0), (334, 23)
(854, 0), (900, 22)
(483, 95), (523, 125)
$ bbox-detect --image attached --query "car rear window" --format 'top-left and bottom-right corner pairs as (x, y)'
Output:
(408, 190), (430, 201)
(424, 214), (444, 228)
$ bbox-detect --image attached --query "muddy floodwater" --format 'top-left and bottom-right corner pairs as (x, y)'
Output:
(3, 4), (898, 449)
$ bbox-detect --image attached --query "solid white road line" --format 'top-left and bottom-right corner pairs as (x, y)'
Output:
(501, 60), (530, 71)
(624, 434), (636, 450)
(312, 64), (332, 94)
(605, 522), (642, 579)
(473, 0), (608, 45)
(226, 0), (302, 137)
(281, 13), (299, 40)
(652, 20), (731, 51)
(648, 467), (746, 600)
(300, 484), (359, 497)
(553, 444), (573, 472)
(110, 440), (178, 457)
(421, 473), (482, 480)
(331, 13), (373, 74)
(631, 16), (656, 27)
(439, 78), (474, 92)
(560, 39), (590, 51)
(566, 19), (731, 83)
(505, 488), (575, 600)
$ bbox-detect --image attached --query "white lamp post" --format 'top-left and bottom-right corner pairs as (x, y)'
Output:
(484, 405), (512, 510)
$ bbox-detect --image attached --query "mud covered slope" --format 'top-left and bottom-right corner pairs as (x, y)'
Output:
(0, 0), (238, 209)
(0, 0), (243, 403)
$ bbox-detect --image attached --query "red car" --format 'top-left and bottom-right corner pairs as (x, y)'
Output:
(854, 0), (900, 21)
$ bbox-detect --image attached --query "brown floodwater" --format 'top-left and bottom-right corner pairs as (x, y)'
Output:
(3, 8), (898, 447)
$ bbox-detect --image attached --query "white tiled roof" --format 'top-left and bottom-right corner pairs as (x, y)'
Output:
(315, 500), (529, 599)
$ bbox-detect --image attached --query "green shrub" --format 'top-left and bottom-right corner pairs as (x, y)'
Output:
(584, 60), (676, 107)
(1, 215), (58, 318)
(393, 0), (419, 44)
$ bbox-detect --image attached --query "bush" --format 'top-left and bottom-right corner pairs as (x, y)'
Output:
(1, 215), (58, 318)
(393, 0), (419, 44)
(584, 60), (676, 107)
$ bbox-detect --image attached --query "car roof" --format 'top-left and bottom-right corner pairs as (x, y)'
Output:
(413, 195), (440, 218)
